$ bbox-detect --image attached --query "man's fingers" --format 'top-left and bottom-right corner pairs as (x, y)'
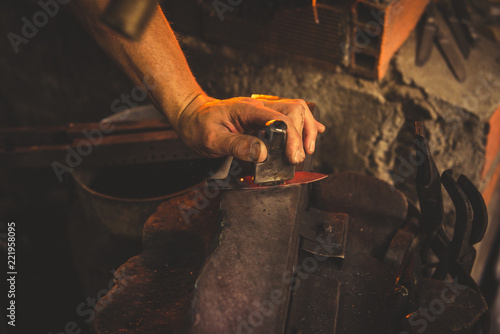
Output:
(254, 100), (306, 162)
(274, 105), (306, 161)
(283, 104), (305, 138)
(232, 102), (305, 165)
(257, 100), (306, 137)
(303, 112), (318, 154)
(317, 120), (326, 133)
(215, 132), (268, 163)
(284, 123), (305, 165)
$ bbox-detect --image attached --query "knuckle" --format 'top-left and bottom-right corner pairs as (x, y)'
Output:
(293, 99), (307, 109)
(288, 104), (306, 117)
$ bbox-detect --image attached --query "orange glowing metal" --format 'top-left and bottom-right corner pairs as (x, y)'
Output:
(235, 172), (327, 189)
(265, 119), (283, 126)
(251, 94), (280, 100)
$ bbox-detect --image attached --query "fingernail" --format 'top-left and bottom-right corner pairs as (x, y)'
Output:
(250, 142), (261, 162)
(293, 150), (305, 165)
(308, 141), (315, 153)
(293, 151), (300, 165)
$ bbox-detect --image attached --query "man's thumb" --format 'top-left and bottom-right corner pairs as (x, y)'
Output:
(218, 132), (268, 162)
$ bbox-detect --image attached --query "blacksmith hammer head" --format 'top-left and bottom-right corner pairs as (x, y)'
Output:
(207, 119), (326, 189)
(253, 120), (295, 185)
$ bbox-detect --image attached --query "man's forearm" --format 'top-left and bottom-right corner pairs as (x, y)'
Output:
(72, 1), (324, 164)
(70, 1), (204, 129)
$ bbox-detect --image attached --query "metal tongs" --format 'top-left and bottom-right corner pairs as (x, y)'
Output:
(414, 121), (490, 331)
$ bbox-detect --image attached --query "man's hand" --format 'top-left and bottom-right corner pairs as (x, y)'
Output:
(175, 95), (325, 165)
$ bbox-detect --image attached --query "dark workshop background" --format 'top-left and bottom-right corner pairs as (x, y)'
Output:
(1, 0), (500, 333)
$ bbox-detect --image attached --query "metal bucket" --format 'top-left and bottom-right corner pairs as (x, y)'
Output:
(72, 159), (222, 239)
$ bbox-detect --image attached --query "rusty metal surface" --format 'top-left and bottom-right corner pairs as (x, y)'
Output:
(92, 157), (311, 333)
(312, 171), (408, 222)
(93, 189), (222, 334)
(300, 209), (349, 258)
(285, 209), (346, 333)
(189, 185), (309, 334)
(286, 272), (340, 334)
(305, 172), (409, 333)
(91, 167), (490, 333)
(90, 120), (490, 333)
(402, 278), (488, 334)
(383, 228), (414, 268)
(296, 169), (485, 333)
(457, 175), (488, 246)
(432, 169), (473, 280)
